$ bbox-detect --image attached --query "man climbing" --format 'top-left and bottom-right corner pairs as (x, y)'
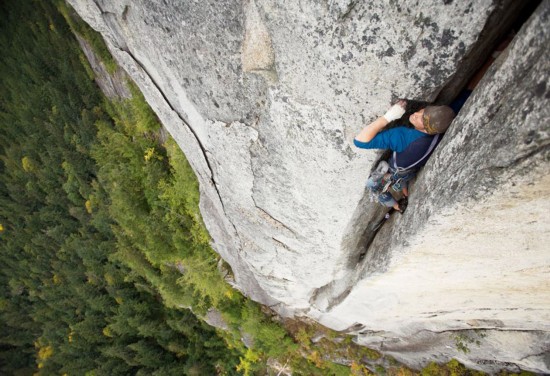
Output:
(354, 33), (513, 213)
(354, 100), (456, 212)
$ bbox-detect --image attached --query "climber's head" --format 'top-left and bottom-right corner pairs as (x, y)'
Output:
(409, 105), (456, 135)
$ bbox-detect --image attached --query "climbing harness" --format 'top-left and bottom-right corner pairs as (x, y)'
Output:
(368, 133), (440, 204)
(367, 163), (408, 202)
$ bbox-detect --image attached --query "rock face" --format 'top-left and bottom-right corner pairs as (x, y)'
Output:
(75, 34), (131, 99)
(68, 0), (550, 372)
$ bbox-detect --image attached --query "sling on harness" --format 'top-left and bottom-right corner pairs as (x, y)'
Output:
(390, 133), (440, 173)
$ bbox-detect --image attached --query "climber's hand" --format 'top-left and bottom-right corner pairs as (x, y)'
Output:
(396, 99), (407, 109)
(383, 100), (407, 122)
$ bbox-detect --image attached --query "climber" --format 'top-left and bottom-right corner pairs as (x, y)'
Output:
(354, 100), (456, 212)
(354, 30), (515, 212)
(354, 34), (512, 212)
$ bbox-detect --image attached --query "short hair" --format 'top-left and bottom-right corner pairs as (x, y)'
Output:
(423, 106), (456, 135)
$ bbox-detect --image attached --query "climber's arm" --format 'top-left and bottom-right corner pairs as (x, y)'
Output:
(354, 116), (389, 143)
(354, 100), (406, 143)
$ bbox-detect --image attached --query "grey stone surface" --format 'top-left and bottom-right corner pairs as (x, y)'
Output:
(204, 308), (230, 331)
(68, 0), (550, 372)
(75, 34), (131, 99)
(315, 3), (550, 373)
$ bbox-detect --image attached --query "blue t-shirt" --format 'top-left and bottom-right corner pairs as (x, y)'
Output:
(354, 90), (472, 169)
(353, 126), (428, 152)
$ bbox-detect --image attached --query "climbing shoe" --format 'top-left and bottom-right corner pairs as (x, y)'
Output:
(397, 197), (408, 214)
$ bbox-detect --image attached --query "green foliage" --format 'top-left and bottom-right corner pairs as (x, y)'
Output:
(128, 82), (161, 133)
(421, 359), (487, 376)
(453, 331), (486, 355)
(496, 371), (535, 376)
(421, 362), (448, 376)
(273, 318), (385, 375)
(55, 0), (118, 74)
(240, 301), (297, 358)
(236, 348), (261, 376)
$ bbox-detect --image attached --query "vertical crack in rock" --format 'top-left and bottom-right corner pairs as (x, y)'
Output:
(328, 0), (358, 21)
(329, 3), (550, 372)
(434, 0), (533, 103)
(91, 0), (109, 15)
(241, 0), (278, 83)
(89, 0), (246, 262)
(252, 199), (299, 237)
(121, 4), (129, 21)
(271, 237), (299, 254)
(333, 0), (549, 314)
(118, 47), (230, 219)
(90, 0), (130, 51)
